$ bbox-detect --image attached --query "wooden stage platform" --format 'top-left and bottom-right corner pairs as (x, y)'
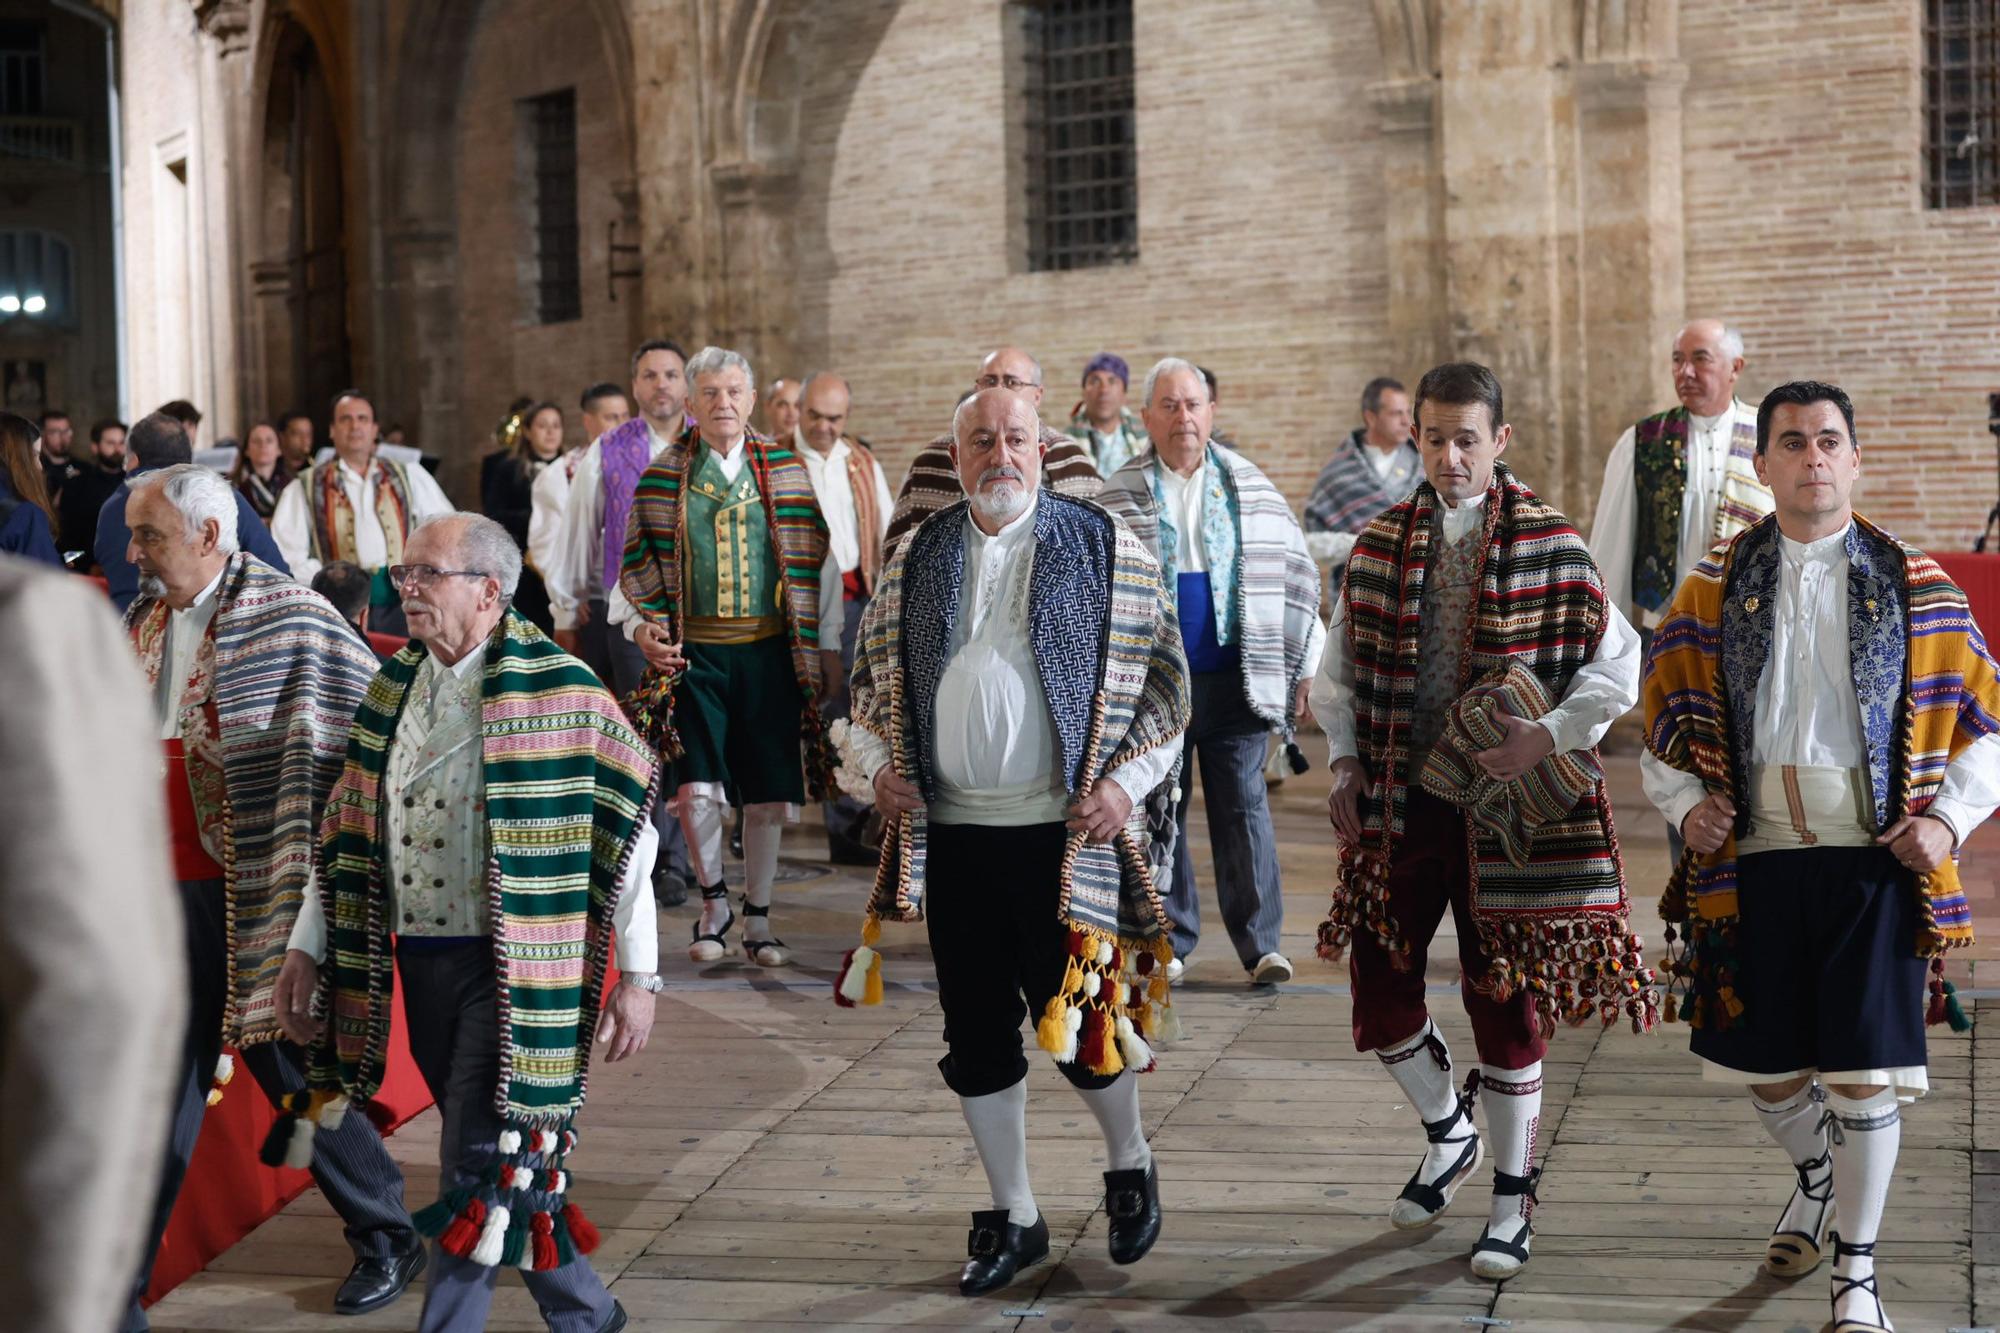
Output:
(147, 743), (2000, 1330)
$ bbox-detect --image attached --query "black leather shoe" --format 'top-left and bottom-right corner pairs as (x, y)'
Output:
(598, 1301), (629, 1333)
(654, 864), (689, 908)
(957, 1209), (1049, 1295)
(1105, 1161), (1162, 1265)
(332, 1242), (426, 1315)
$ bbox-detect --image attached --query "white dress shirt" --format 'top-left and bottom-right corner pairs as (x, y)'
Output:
(796, 430), (895, 577)
(528, 453), (579, 628)
(287, 640), (660, 972)
(1639, 522), (2000, 843)
(850, 498), (1180, 823)
(156, 566), (227, 739)
(1154, 463), (1209, 573)
(270, 455), (455, 583)
(1309, 491), (1643, 763)
(1589, 399), (1756, 624)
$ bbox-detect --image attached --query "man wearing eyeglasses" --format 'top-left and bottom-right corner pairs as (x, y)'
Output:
(285, 511), (659, 1333)
(882, 347), (1103, 552)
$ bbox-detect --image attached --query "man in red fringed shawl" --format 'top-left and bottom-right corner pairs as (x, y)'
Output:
(1641, 381), (2000, 1333)
(1310, 362), (1648, 1281)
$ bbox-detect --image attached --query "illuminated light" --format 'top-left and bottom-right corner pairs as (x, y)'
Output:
(0, 295), (18, 314)
(21, 295), (44, 314)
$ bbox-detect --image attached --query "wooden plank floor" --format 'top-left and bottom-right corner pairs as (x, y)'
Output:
(149, 735), (2000, 1331)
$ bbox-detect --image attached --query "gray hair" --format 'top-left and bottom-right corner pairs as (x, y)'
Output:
(1141, 356), (1208, 408)
(685, 345), (755, 390)
(412, 511), (522, 599)
(799, 370), (851, 400)
(132, 463), (239, 554)
(1678, 322), (1746, 363)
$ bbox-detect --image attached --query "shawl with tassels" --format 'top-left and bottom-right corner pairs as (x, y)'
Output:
(1320, 461), (1657, 1035)
(306, 610), (657, 1270)
(1642, 512), (2000, 1030)
(617, 425), (834, 795)
(128, 551), (380, 1047)
(833, 493), (1191, 1076)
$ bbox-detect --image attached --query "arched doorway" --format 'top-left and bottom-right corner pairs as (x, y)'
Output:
(253, 19), (349, 428)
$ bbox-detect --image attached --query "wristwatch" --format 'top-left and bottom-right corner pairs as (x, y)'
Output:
(620, 971), (665, 993)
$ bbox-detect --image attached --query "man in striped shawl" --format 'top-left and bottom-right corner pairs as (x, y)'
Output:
(834, 387), (1189, 1296)
(118, 465), (421, 1330)
(1099, 357), (1323, 987)
(1302, 376), (1422, 590)
(291, 513), (661, 1333)
(882, 346), (1102, 551)
(619, 345), (844, 968)
(1641, 382), (2000, 1333)
(1310, 363), (1646, 1281)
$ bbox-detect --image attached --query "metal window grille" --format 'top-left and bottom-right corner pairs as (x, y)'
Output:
(1023, 0), (1138, 272)
(526, 88), (581, 323)
(1925, 0), (2000, 209)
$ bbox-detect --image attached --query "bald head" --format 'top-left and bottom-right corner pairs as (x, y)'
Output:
(973, 347), (1045, 409)
(951, 387), (1046, 534)
(1672, 319), (1745, 417)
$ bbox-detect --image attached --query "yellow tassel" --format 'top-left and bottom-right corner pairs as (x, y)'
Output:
(862, 950), (884, 1006)
(1037, 997), (1075, 1061)
(861, 915), (881, 948)
(1086, 1009), (1124, 1076)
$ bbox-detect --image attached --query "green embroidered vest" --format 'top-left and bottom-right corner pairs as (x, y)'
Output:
(684, 446), (780, 619)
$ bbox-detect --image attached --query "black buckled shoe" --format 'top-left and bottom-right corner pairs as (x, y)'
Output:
(1104, 1160), (1162, 1265)
(332, 1242), (426, 1315)
(958, 1209), (1049, 1295)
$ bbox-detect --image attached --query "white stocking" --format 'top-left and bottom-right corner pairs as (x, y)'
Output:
(740, 803), (786, 939)
(1480, 1061), (1543, 1240)
(1072, 1072), (1151, 1172)
(961, 1079), (1037, 1227)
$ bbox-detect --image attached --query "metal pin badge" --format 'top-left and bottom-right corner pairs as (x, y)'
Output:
(1744, 595), (1761, 614)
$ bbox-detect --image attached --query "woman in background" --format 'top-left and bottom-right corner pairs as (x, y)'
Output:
(229, 421), (293, 522)
(481, 399), (563, 632)
(0, 412), (62, 567)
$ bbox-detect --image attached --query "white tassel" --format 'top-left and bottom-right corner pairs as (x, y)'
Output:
(837, 946), (878, 1005)
(213, 1053), (235, 1084)
(510, 1165), (537, 1191)
(320, 1095), (349, 1133)
(1052, 1005), (1082, 1063)
(283, 1117), (317, 1170)
(1115, 1015), (1155, 1072)
(1083, 971), (1101, 998)
(550, 1170), (568, 1195)
(470, 1204), (510, 1267)
(536, 1130), (559, 1155)
(498, 1129), (523, 1154)
(1095, 941), (1114, 967)
(1155, 1002), (1184, 1044)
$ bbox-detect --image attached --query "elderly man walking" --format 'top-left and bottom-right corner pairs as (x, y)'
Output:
(1099, 358), (1323, 985)
(118, 464), (421, 1330)
(286, 512), (661, 1333)
(836, 386), (1189, 1296)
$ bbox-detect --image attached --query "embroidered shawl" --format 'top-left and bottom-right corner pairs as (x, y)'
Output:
(1303, 430), (1423, 541)
(1631, 405), (1772, 614)
(845, 437), (887, 596)
(1322, 462), (1656, 1034)
(597, 417), (658, 594)
(1098, 443), (1325, 737)
(308, 456), (415, 569)
(617, 427), (835, 795)
(1642, 513), (2000, 1027)
(128, 552), (379, 1046)
(838, 494), (1191, 1075)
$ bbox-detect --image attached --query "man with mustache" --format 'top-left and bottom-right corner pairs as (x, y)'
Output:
(834, 387), (1189, 1295)
(1588, 319), (1775, 625)
(620, 346), (844, 968)
(1310, 362), (1646, 1280)
(119, 463), (421, 1330)
(1641, 381), (2000, 1333)
(882, 347), (1103, 551)
(1098, 357), (1322, 987)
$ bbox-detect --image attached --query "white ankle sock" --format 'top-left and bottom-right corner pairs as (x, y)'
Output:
(740, 803), (786, 939)
(1480, 1061), (1542, 1235)
(1073, 1072), (1152, 1172)
(1377, 1019), (1457, 1123)
(1826, 1087), (1900, 1329)
(1753, 1084), (1832, 1240)
(679, 791), (726, 887)
(961, 1080), (1038, 1227)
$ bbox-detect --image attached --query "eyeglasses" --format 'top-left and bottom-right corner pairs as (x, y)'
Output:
(974, 375), (1039, 392)
(387, 564), (489, 590)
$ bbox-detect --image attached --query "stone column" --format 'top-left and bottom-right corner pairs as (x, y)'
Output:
(191, 0), (252, 436)
(709, 160), (800, 378)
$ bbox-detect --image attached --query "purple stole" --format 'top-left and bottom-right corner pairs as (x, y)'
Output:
(599, 418), (655, 593)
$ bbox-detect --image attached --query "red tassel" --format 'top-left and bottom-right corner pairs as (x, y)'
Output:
(363, 1100), (398, 1135)
(531, 1211), (560, 1270)
(563, 1203), (601, 1255)
(1927, 978), (1947, 1027)
(832, 947), (861, 1008)
(1078, 1009), (1109, 1069)
(438, 1199), (485, 1257)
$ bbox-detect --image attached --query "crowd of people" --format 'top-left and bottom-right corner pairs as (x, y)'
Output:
(5, 321), (1993, 1333)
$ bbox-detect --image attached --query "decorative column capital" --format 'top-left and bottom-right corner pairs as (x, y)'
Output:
(191, 0), (253, 55)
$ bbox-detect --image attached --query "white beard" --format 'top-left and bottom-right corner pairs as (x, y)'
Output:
(970, 483), (1029, 526)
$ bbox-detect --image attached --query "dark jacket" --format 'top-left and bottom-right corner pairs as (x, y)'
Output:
(96, 471), (289, 611)
(56, 463), (123, 560)
(0, 475), (61, 569)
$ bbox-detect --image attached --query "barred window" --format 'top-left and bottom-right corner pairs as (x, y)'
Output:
(1022, 0), (1138, 272)
(523, 88), (581, 323)
(1924, 0), (2000, 209)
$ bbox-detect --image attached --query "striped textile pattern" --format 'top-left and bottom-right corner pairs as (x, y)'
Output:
(128, 551), (381, 1047)
(1324, 462), (1654, 1034)
(312, 609), (656, 1121)
(1098, 442), (1325, 736)
(1630, 406), (1773, 614)
(1644, 513), (2000, 1028)
(842, 493), (1191, 1072)
(618, 426), (835, 795)
(881, 425), (1102, 552)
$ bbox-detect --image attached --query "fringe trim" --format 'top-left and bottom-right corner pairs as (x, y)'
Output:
(411, 1116), (598, 1270)
(1034, 924), (1175, 1075)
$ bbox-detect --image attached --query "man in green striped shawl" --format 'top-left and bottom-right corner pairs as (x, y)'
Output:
(291, 513), (660, 1333)
(619, 345), (844, 970)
